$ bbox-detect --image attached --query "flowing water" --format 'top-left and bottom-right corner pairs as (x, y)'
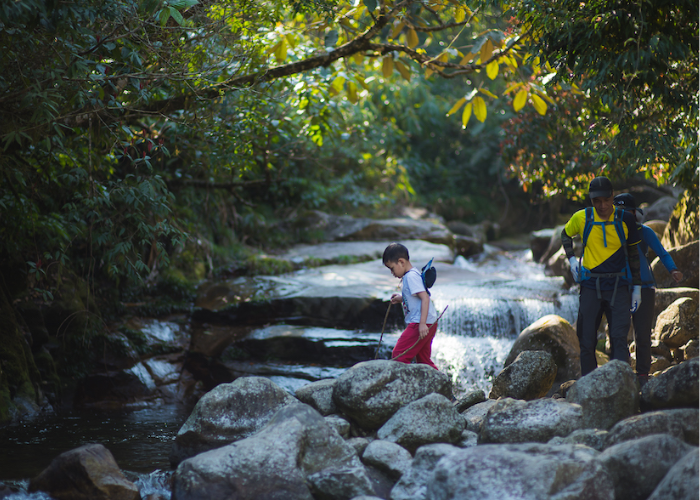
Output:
(0, 246), (577, 499)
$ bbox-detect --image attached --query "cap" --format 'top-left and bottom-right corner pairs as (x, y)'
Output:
(613, 193), (644, 215)
(588, 176), (613, 199)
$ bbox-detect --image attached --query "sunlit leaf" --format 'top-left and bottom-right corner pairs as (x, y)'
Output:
(473, 96), (487, 122)
(391, 21), (405, 39)
(395, 60), (411, 81)
(331, 76), (345, 92)
(382, 57), (394, 78)
(486, 60), (499, 79)
(407, 28), (419, 48)
(459, 52), (474, 65)
(447, 97), (467, 116)
(480, 39), (493, 63)
(513, 88), (528, 111)
(462, 102), (472, 128)
(503, 83), (523, 95)
(531, 93), (547, 115)
(347, 81), (358, 103)
(353, 52), (364, 65)
(274, 38), (287, 63)
(479, 88), (498, 99)
(455, 6), (466, 23)
(424, 66), (434, 78)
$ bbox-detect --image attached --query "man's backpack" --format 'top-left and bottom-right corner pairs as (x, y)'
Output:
(579, 206), (631, 287)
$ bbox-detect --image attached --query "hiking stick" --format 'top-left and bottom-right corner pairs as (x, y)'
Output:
(390, 305), (449, 361)
(374, 301), (393, 359)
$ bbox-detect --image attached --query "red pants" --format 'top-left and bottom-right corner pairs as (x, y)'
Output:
(392, 323), (438, 369)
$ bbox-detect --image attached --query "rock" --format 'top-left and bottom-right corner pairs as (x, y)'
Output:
(453, 234), (484, 258)
(453, 389), (486, 413)
(545, 247), (575, 286)
(647, 449), (700, 500)
(332, 360), (452, 430)
(650, 356), (673, 374)
(335, 218), (454, 247)
(681, 339), (699, 360)
(644, 196), (678, 223)
(295, 379), (337, 416)
(641, 357), (699, 409)
(389, 443), (461, 500)
(28, 444), (139, 500)
(74, 366), (157, 409)
(644, 220), (668, 239)
(660, 191), (698, 249)
(427, 443), (612, 500)
(307, 466), (376, 500)
(652, 240), (699, 289)
(548, 428), (609, 452)
(504, 315), (581, 391)
(490, 350), (557, 400)
(605, 408), (699, 448)
(530, 228), (556, 263)
(479, 398), (583, 444)
(170, 377), (296, 466)
(172, 403), (362, 500)
(654, 297), (699, 348)
(325, 415), (351, 438)
(539, 225), (570, 265)
(653, 288), (699, 330)
(566, 360), (639, 430)
(596, 434), (695, 500)
(361, 440), (413, 481)
(377, 393), (465, 453)
(457, 430), (478, 448)
(461, 399), (497, 433)
(347, 437), (370, 456)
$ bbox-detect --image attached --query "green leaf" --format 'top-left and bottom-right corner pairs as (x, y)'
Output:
(168, 6), (184, 25)
(363, 0), (377, 11)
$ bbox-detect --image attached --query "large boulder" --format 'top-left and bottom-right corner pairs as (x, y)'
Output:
(295, 379), (337, 416)
(490, 350), (557, 400)
(530, 228), (556, 263)
(652, 240), (699, 289)
(641, 357), (699, 410)
(28, 444), (139, 500)
(332, 360), (452, 430)
(504, 315), (581, 388)
(454, 389), (486, 413)
(548, 428), (609, 452)
(647, 449), (700, 500)
(377, 393), (465, 453)
(545, 248), (574, 286)
(170, 377), (296, 466)
(653, 288), (699, 330)
(333, 218), (454, 247)
(654, 297), (699, 349)
(596, 434), (695, 500)
(479, 398), (583, 444)
(566, 360), (639, 430)
(389, 443), (461, 500)
(427, 443), (613, 500)
(171, 403), (364, 500)
(604, 409), (699, 448)
(644, 196), (679, 223)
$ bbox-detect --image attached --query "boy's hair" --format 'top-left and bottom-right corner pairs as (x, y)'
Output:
(383, 242), (409, 264)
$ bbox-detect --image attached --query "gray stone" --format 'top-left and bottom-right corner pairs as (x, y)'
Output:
(641, 357), (699, 409)
(461, 399), (497, 433)
(647, 449), (700, 500)
(307, 466), (375, 500)
(453, 389), (486, 413)
(457, 429), (478, 448)
(296, 379), (337, 416)
(566, 360), (639, 430)
(596, 434), (695, 500)
(377, 393), (465, 453)
(325, 414), (351, 439)
(490, 350), (557, 400)
(332, 360), (452, 430)
(389, 443), (460, 500)
(653, 288), (699, 330)
(547, 428), (609, 452)
(170, 377), (295, 466)
(605, 408), (699, 448)
(171, 403), (361, 500)
(652, 240), (699, 289)
(654, 297), (699, 349)
(530, 228), (556, 263)
(347, 437), (371, 457)
(479, 398), (583, 444)
(361, 440), (412, 481)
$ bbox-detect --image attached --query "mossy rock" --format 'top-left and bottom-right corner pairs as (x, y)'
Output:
(662, 191), (699, 249)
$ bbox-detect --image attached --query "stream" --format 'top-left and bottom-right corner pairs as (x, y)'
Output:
(0, 245), (578, 499)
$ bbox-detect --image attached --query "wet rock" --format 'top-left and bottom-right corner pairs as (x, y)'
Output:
(170, 377), (296, 466)
(172, 403), (361, 500)
(427, 443), (611, 500)
(548, 428), (609, 452)
(325, 414), (351, 438)
(453, 389), (486, 412)
(490, 350), (557, 400)
(479, 398), (583, 444)
(566, 360), (639, 430)
(0, 482), (13, 500)
(389, 443), (461, 500)
(307, 466), (376, 500)
(296, 378), (337, 415)
(28, 443), (139, 500)
(604, 408), (699, 448)
(654, 297), (699, 349)
(504, 315), (581, 391)
(361, 440), (412, 481)
(74, 367), (157, 409)
(545, 247), (575, 286)
(330, 217), (454, 247)
(530, 228), (556, 263)
(461, 399), (497, 433)
(332, 360), (452, 430)
(377, 393), (465, 453)
(647, 449), (699, 500)
(596, 434), (695, 500)
(641, 357), (699, 410)
(652, 240), (699, 289)
(453, 234), (484, 258)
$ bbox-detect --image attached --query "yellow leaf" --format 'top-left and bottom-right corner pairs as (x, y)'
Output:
(285, 34), (297, 49)
(425, 66), (434, 78)
(447, 97), (467, 116)
(486, 60), (499, 79)
(353, 52), (364, 65)
(461, 102), (472, 128)
(331, 75), (345, 92)
(395, 60), (411, 81)
(382, 57), (394, 78)
(459, 52), (474, 65)
(274, 38), (287, 63)
(473, 96), (487, 122)
(347, 81), (358, 104)
(479, 88), (498, 99)
(531, 93), (547, 115)
(535, 90), (556, 105)
(455, 6), (466, 23)
(406, 28), (419, 48)
(513, 88), (528, 111)
(391, 21), (405, 39)
(479, 39), (493, 64)
(503, 83), (522, 95)
(438, 52), (449, 63)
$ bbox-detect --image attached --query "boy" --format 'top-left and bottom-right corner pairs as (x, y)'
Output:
(382, 242), (439, 369)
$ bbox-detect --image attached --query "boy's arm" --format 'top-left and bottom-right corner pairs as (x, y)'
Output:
(416, 291), (430, 339)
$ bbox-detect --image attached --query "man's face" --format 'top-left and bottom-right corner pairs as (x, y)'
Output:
(592, 195), (614, 219)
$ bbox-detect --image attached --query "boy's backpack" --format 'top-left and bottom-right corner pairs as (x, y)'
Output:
(420, 258), (437, 295)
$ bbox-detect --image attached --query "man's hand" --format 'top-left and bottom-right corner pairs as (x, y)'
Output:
(568, 257), (580, 282)
(671, 270), (684, 283)
(630, 285), (642, 313)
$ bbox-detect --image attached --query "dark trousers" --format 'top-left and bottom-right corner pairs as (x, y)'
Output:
(578, 286), (631, 376)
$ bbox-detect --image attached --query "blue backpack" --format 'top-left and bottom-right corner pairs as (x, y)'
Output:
(418, 258), (437, 295)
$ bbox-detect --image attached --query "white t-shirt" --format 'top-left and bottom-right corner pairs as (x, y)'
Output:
(401, 268), (438, 324)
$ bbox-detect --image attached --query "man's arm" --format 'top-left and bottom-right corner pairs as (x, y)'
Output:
(561, 228), (576, 259)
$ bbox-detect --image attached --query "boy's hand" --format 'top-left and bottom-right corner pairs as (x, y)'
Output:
(390, 293), (402, 304)
(419, 323), (428, 339)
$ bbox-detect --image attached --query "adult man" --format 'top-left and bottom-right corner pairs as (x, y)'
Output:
(561, 177), (642, 375)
